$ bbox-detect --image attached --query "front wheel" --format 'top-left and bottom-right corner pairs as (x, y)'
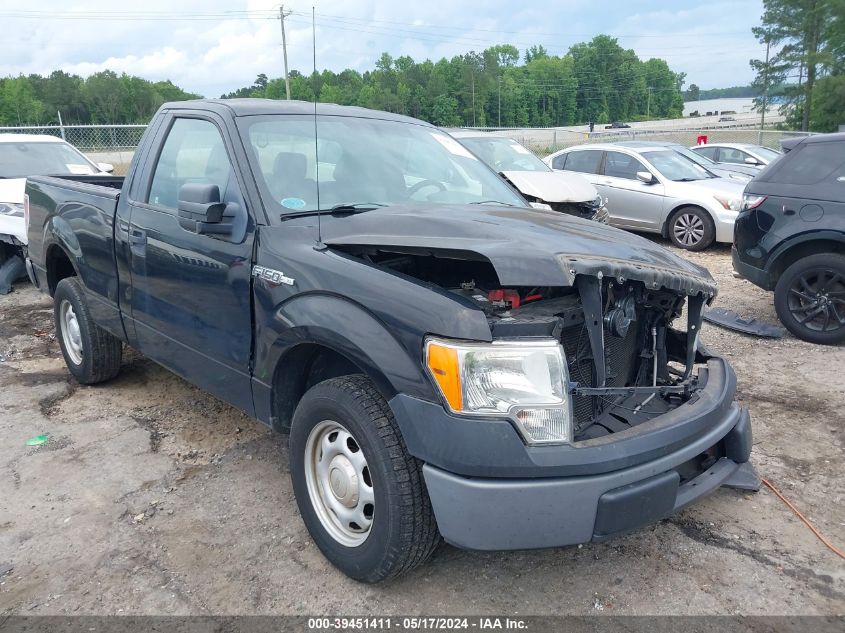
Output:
(668, 206), (716, 251)
(54, 277), (123, 384)
(289, 375), (440, 582)
(774, 254), (845, 344)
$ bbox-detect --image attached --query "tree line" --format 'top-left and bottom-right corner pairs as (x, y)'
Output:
(222, 36), (686, 128)
(0, 70), (200, 126)
(0, 36), (685, 129)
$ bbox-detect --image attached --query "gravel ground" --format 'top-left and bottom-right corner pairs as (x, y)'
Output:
(0, 239), (842, 616)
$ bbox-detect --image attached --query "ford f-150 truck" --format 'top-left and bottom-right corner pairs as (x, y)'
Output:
(25, 99), (758, 583)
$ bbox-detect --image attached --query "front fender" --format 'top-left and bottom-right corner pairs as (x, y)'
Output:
(252, 292), (436, 423)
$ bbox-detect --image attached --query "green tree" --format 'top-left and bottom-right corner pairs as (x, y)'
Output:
(0, 76), (44, 125)
(751, 0), (841, 130)
(430, 94), (461, 126)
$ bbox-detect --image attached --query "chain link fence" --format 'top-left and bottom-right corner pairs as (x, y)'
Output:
(0, 125), (146, 175)
(0, 123), (817, 175)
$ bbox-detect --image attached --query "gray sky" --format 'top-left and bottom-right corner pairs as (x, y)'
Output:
(1, 1), (767, 97)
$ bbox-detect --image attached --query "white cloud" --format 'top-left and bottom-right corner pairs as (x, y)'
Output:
(0, 0), (765, 96)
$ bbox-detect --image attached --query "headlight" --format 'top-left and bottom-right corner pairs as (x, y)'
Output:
(713, 195), (742, 212)
(0, 202), (24, 217)
(425, 337), (573, 444)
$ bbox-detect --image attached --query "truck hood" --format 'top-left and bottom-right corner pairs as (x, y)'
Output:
(321, 204), (717, 296)
(500, 170), (597, 203)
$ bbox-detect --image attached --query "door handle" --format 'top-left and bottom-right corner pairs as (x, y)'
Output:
(128, 227), (147, 257)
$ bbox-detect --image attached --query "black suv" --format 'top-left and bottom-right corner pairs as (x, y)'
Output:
(733, 133), (845, 344)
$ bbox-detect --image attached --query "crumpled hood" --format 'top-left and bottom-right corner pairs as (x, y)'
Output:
(500, 170), (597, 203)
(321, 204), (717, 296)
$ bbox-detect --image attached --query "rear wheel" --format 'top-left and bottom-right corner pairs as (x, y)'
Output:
(289, 375), (440, 582)
(668, 206), (715, 251)
(54, 277), (123, 383)
(774, 254), (845, 344)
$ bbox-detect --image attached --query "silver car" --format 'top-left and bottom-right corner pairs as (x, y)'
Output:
(544, 143), (746, 250)
(614, 141), (757, 183)
(689, 143), (782, 168)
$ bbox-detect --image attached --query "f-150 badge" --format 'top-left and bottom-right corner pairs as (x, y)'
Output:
(252, 265), (295, 286)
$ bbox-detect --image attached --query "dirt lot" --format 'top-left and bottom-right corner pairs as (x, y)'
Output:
(0, 240), (842, 616)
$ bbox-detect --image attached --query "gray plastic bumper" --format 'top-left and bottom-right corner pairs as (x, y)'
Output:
(423, 406), (753, 551)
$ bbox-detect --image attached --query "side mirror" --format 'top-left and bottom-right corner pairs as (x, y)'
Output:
(97, 162), (114, 174)
(636, 171), (657, 184)
(744, 157), (760, 165)
(177, 183), (231, 235)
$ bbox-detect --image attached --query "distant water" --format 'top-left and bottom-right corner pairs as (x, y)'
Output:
(683, 98), (758, 117)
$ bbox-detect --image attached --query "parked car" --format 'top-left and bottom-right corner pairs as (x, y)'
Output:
(718, 116), (736, 123)
(733, 132), (845, 344)
(605, 121), (631, 129)
(545, 143), (746, 250)
(0, 134), (112, 292)
(447, 130), (608, 222)
(615, 140), (756, 183)
(690, 143), (781, 168)
(25, 99), (755, 582)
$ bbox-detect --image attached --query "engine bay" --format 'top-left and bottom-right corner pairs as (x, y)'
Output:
(340, 247), (708, 440)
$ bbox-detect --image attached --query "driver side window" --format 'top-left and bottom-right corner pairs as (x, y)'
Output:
(148, 118), (235, 210)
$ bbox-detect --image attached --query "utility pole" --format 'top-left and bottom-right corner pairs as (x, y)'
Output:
(760, 38), (770, 130)
(646, 86), (653, 119)
(471, 73), (476, 127)
(498, 76), (501, 127)
(279, 5), (292, 100)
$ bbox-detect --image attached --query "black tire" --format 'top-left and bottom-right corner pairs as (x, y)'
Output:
(774, 253), (845, 345)
(53, 277), (123, 384)
(289, 375), (440, 582)
(668, 206), (716, 251)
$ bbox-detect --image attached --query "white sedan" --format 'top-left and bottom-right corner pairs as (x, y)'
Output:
(0, 134), (112, 291)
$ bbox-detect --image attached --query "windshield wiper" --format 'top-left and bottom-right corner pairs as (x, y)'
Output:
(675, 177), (704, 182)
(469, 200), (520, 207)
(280, 203), (387, 220)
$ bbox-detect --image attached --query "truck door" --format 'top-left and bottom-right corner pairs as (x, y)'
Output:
(124, 114), (256, 415)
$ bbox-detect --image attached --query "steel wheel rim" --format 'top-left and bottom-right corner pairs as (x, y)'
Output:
(787, 268), (845, 333)
(674, 213), (705, 247)
(59, 300), (83, 365)
(304, 420), (374, 547)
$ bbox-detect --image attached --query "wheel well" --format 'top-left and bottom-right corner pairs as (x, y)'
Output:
(46, 245), (76, 296)
(271, 344), (365, 433)
(769, 239), (845, 284)
(662, 204), (712, 238)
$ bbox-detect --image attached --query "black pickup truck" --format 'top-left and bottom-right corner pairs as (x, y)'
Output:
(25, 99), (757, 582)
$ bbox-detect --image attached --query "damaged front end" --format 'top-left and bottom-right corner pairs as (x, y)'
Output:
(333, 243), (717, 444)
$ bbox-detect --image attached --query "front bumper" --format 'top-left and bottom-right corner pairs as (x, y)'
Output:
(390, 356), (755, 550)
(423, 407), (753, 550)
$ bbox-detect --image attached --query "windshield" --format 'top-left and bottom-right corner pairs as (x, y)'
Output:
(457, 137), (549, 173)
(671, 145), (716, 167)
(642, 150), (714, 181)
(753, 146), (781, 161)
(0, 141), (98, 179)
(238, 115), (528, 213)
